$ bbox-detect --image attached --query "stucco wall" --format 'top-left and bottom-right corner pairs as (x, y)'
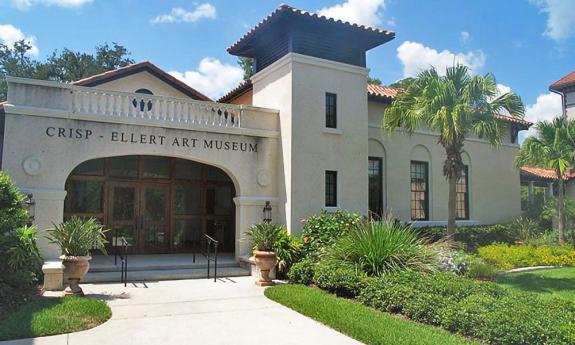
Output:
(252, 53), (368, 235)
(367, 101), (522, 224)
(2, 113), (278, 259)
(91, 71), (192, 99)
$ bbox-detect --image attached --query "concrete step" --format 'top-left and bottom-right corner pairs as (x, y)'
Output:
(89, 260), (240, 272)
(83, 266), (251, 283)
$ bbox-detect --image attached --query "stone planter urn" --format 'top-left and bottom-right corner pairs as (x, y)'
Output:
(253, 251), (277, 286)
(60, 255), (91, 296)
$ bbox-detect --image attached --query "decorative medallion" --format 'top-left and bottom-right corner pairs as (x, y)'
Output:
(257, 169), (271, 187)
(23, 156), (42, 176)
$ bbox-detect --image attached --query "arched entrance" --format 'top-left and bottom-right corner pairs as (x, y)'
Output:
(64, 155), (236, 254)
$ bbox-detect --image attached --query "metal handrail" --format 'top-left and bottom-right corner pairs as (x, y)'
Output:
(203, 234), (219, 282)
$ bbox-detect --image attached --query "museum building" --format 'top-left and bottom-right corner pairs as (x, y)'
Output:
(0, 5), (531, 288)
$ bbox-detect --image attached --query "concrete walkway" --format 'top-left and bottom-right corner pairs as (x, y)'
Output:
(1, 277), (361, 345)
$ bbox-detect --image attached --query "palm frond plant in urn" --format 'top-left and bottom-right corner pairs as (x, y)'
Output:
(46, 217), (108, 295)
(246, 223), (284, 286)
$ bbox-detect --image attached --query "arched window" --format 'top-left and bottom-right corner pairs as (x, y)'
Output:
(133, 88), (154, 111)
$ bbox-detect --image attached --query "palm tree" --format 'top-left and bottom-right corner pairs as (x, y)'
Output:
(383, 65), (525, 238)
(515, 117), (575, 244)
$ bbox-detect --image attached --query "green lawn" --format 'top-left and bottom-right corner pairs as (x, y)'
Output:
(265, 284), (476, 345)
(0, 296), (111, 341)
(497, 267), (575, 300)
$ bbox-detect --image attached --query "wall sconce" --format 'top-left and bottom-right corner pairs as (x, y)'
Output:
(25, 193), (35, 225)
(263, 201), (272, 223)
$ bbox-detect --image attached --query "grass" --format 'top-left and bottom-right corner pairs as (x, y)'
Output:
(0, 296), (111, 341)
(264, 284), (477, 345)
(497, 267), (575, 300)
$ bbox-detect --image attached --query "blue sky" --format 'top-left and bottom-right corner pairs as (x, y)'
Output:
(1, 0), (574, 136)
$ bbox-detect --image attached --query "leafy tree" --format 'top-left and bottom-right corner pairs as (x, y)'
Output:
(237, 57), (253, 81)
(1, 40), (134, 101)
(383, 65), (525, 238)
(367, 76), (382, 85)
(515, 117), (575, 244)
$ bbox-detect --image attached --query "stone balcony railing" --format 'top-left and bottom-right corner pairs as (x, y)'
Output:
(5, 76), (279, 137)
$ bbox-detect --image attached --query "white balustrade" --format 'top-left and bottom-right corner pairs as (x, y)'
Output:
(68, 87), (241, 129)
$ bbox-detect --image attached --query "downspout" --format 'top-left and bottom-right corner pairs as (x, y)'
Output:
(549, 87), (566, 120)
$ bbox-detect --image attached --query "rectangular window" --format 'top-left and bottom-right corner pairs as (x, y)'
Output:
(456, 166), (469, 220)
(325, 170), (338, 207)
(368, 157), (383, 217)
(410, 161), (429, 221)
(325, 93), (337, 128)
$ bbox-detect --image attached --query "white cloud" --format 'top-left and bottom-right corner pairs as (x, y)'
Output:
(169, 58), (243, 99)
(151, 3), (216, 24)
(520, 92), (563, 140)
(317, 0), (386, 27)
(531, 0), (575, 41)
(460, 31), (471, 44)
(0, 24), (39, 56)
(396, 41), (486, 77)
(11, 0), (93, 10)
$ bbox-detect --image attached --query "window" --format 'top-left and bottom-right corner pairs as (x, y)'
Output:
(368, 157), (383, 217)
(325, 170), (337, 207)
(133, 88), (154, 111)
(410, 161), (429, 220)
(456, 166), (469, 220)
(325, 93), (337, 128)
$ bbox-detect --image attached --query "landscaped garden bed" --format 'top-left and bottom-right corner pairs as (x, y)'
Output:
(265, 210), (575, 345)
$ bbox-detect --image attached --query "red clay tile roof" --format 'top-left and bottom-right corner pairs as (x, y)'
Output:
(493, 114), (532, 127)
(73, 61), (212, 101)
(218, 80), (253, 103)
(367, 84), (401, 100)
(520, 166), (575, 181)
(227, 4), (395, 54)
(550, 71), (575, 91)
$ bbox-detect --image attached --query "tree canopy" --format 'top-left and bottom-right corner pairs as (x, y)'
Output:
(0, 40), (134, 101)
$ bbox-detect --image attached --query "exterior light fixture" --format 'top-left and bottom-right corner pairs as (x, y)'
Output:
(263, 201), (272, 223)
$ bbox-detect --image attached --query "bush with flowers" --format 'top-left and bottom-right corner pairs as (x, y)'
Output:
(300, 210), (363, 259)
(478, 243), (575, 271)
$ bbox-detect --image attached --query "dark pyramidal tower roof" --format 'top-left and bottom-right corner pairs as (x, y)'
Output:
(227, 4), (395, 73)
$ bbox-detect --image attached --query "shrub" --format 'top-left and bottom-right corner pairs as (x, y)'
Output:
(312, 260), (366, 298)
(329, 218), (440, 276)
(273, 229), (302, 279)
(300, 210), (362, 257)
(358, 271), (575, 344)
(244, 222), (285, 252)
(442, 292), (575, 344)
(288, 258), (315, 285)
(464, 260), (500, 280)
(478, 243), (575, 270)
(416, 223), (520, 249)
(46, 217), (108, 256)
(0, 171), (42, 318)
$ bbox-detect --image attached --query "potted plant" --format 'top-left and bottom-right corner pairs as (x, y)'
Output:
(46, 217), (108, 295)
(245, 223), (284, 286)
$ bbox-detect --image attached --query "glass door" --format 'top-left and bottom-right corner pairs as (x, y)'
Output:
(108, 182), (139, 253)
(140, 183), (170, 253)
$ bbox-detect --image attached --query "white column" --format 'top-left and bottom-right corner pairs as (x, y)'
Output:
(233, 196), (279, 260)
(528, 181), (534, 206)
(21, 188), (67, 291)
(547, 182), (555, 199)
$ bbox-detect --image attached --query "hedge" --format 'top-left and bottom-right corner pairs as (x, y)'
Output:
(478, 244), (575, 270)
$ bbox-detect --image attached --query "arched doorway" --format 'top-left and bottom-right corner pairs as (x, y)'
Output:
(64, 155), (236, 254)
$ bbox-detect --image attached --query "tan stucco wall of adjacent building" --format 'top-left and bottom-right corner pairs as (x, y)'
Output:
(367, 101), (522, 224)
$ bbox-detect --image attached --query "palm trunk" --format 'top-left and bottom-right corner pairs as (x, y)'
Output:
(447, 174), (457, 240)
(558, 178), (565, 245)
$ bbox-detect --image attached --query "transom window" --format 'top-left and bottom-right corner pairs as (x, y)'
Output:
(325, 92), (337, 128)
(456, 166), (469, 220)
(410, 161), (429, 221)
(368, 157), (383, 217)
(325, 170), (338, 207)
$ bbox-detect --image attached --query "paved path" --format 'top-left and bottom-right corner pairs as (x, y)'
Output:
(2, 277), (361, 345)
